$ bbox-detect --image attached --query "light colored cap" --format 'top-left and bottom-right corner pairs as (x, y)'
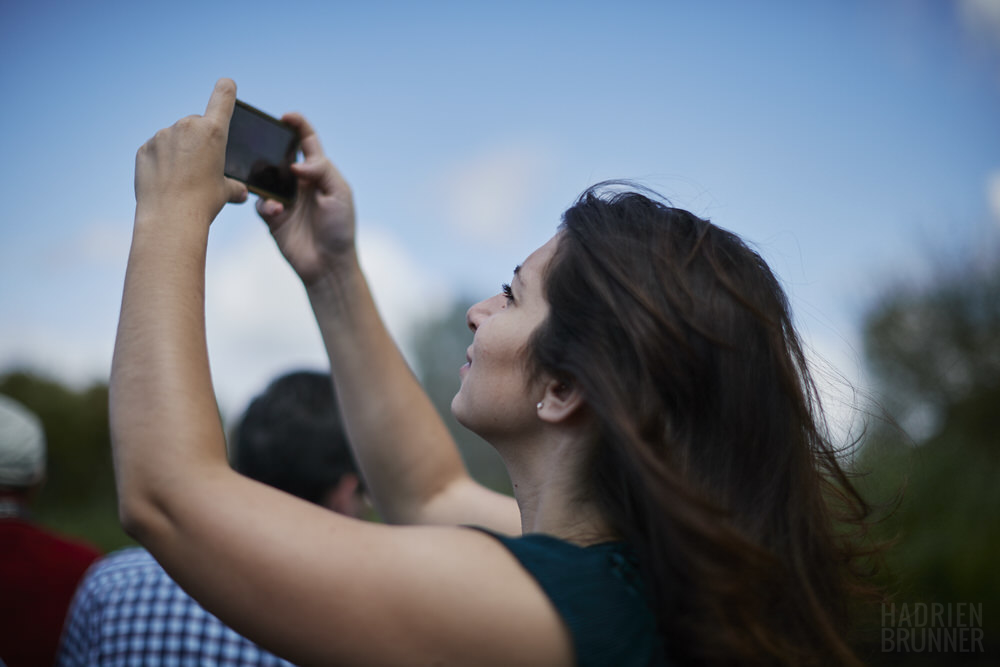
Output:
(0, 394), (47, 487)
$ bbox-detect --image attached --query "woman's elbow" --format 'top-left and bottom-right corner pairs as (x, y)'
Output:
(117, 488), (166, 544)
(113, 458), (176, 547)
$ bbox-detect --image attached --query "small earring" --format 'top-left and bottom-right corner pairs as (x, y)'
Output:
(536, 401), (544, 410)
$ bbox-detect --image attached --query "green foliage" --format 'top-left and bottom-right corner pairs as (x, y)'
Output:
(863, 252), (1000, 437)
(1, 370), (132, 552)
(0, 298), (515, 554)
(856, 243), (1000, 662)
(5, 244), (996, 659)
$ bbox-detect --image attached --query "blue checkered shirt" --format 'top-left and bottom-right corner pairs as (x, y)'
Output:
(56, 547), (295, 666)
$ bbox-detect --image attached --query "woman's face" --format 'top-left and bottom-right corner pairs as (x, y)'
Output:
(451, 234), (559, 441)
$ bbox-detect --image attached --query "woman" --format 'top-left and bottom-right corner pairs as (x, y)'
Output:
(111, 79), (873, 665)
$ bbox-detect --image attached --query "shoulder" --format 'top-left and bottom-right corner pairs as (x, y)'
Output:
(474, 530), (666, 667)
(105, 482), (574, 665)
(474, 529), (646, 605)
(59, 548), (162, 665)
(50, 531), (102, 564)
(79, 547), (160, 587)
(2, 519), (100, 567)
(223, 520), (577, 666)
(345, 524), (579, 666)
(72, 547), (170, 608)
(61, 547), (295, 667)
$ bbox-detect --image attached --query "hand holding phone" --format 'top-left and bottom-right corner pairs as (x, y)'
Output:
(255, 112), (359, 287)
(135, 79), (248, 221)
(225, 100), (300, 204)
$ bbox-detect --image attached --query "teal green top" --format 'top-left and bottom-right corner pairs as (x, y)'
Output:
(472, 528), (668, 666)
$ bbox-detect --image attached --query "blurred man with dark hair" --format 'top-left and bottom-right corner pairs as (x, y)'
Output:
(57, 371), (364, 666)
(230, 371), (365, 517)
(0, 395), (102, 667)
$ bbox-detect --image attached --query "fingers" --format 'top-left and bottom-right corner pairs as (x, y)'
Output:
(204, 78), (237, 126)
(281, 112), (324, 159)
(290, 159), (330, 180)
(256, 197), (285, 222)
(290, 159), (343, 198)
(279, 113), (347, 197)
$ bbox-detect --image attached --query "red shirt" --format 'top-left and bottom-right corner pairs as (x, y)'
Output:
(0, 517), (101, 667)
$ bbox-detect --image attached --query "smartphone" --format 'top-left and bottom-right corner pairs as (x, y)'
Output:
(225, 100), (300, 204)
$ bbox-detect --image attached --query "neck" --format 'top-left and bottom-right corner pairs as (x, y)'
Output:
(494, 429), (615, 546)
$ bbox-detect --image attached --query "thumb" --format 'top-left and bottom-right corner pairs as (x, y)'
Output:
(225, 177), (249, 204)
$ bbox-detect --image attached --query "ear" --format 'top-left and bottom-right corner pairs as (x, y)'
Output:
(320, 473), (363, 517)
(536, 377), (586, 424)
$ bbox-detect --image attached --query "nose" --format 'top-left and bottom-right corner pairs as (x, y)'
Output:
(466, 294), (503, 333)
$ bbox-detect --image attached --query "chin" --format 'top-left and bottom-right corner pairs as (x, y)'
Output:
(450, 394), (481, 437)
(450, 393), (466, 425)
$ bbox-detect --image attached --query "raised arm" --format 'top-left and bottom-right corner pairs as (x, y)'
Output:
(110, 79), (249, 534)
(256, 115), (519, 532)
(109, 79), (566, 666)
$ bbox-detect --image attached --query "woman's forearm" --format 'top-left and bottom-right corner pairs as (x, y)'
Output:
(110, 213), (229, 538)
(305, 256), (471, 525)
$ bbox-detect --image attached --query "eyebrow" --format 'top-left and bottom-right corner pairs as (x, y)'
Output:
(512, 264), (522, 281)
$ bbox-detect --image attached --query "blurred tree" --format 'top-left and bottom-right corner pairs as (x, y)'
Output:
(864, 252), (1000, 439)
(0, 370), (130, 552)
(410, 299), (512, 495)
(1, 301), (517, 551)
(857, 241), (1000, 663)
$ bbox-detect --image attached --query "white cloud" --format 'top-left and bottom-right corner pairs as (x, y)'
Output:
(804, 336), (871, 451)
(0, 325), (115, 390)
(204, 225), (454, 419)
(437, 142), (555, 242)
(1, 218), (455, 424)
(77, 223), (133, 266)
(356, 226), (455, 348)
(958, 0), (1000, 48)
(0, 220), (129, 389)
(45, 220), (133, 270)
(788, 303), (874, 453)
(204, 231), (321, 418)
(988, 170), (1000, 226)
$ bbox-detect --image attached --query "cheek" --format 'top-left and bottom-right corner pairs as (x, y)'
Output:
(475, 319), (521, 365)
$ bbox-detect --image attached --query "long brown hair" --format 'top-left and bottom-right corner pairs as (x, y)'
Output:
(529, 185), (874, 664)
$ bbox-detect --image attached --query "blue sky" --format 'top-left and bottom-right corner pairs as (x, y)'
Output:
(2, 0), (998, 424)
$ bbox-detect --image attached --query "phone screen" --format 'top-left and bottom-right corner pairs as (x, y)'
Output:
(225, 100), (300, 204)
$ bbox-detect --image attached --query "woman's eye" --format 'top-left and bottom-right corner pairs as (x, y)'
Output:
(501, 282), (514, 303)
